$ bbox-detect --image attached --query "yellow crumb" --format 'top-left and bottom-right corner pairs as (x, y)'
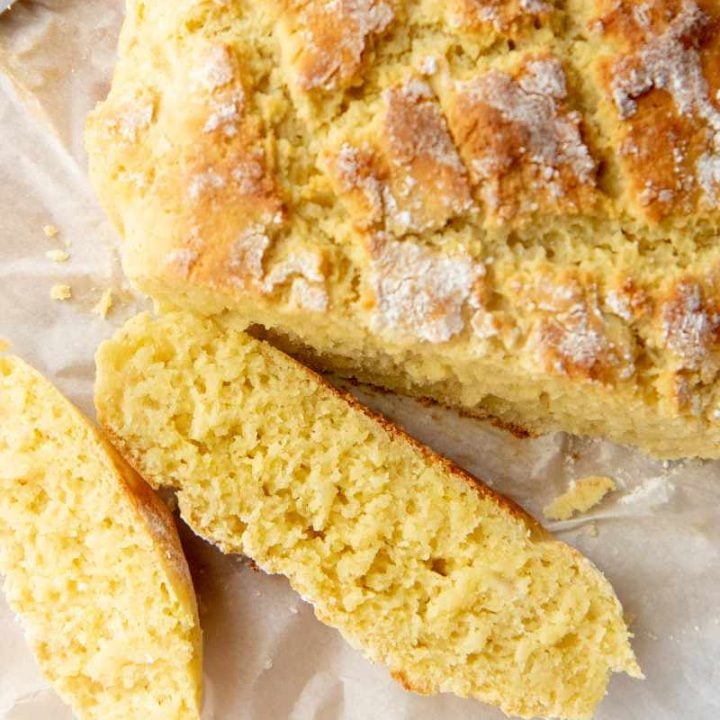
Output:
(96, 311), (642, 720)
(0, 339), (10, 353)
(0, 354), (202, 720)
(543, 476), (617, 522)
(92, 288), (115, 318)
(45, 249), (70, 263)
(50, 284), (72, 301)
(43, 224), (59, 238)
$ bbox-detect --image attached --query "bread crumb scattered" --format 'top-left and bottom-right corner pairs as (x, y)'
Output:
(543, 476), (617, 521)
(50, 284), (72, 301)
(92, 288), (114, 318)
(43, 224), (59, 238)
(45, 249), (70, 263)
(0, 338), (10, 353)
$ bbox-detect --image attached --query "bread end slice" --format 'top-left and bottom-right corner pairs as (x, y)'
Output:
(96, 311), (641, 720)
(0, 355), (202, 720)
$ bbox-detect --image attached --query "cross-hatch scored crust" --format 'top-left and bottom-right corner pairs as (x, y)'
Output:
(0, 356), (202, 720)
(95, 311), (641, 720)
(85, 0), (720, 457)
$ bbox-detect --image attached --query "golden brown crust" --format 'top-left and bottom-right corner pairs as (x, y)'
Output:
(445, 54), (600, 222)
(278, 0), (397, 92)
(85, 0), (720, 458)
(390, 668), (434, 695)
(524, 269), (636, 383)
(327, 80), (474, 234)
(451, 0), (555, 36)
(594, 0), (720, 219)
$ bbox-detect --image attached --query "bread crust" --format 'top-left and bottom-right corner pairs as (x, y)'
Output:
(85, 0), (720, 458)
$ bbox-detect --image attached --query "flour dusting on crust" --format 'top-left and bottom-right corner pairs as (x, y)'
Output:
(329, 80), (473, 235)
(467, 60), (594, 186)
(610, 1), (720, 204)
(164, 249), (200, 278)
(369, 237), (483, 343)
(204, 90), (245, 136)
(292, 0), (394, 91)
(662, 282), (720, 370)
(188, 169), (227, 200)
(229, 225), (271, 285)
(191, 45), (235, 90)
(289, 277), (329, 311)
(263, 251), (324, 292)
(450, 57), (595, 216)
(104, 99), (154, 143)
(531, 280), (636, 381)
(228, 227), (328, 310)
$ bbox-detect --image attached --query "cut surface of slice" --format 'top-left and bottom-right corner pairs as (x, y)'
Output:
(0, 354), (202, 720)
(96, 311), (640, 720)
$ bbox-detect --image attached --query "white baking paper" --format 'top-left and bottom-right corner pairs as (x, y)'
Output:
(0, 2), (719, 719)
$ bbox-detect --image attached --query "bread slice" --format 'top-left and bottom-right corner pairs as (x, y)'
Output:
(95, 311), (641, 720)
(0, 355), (202, 720)
(85, 0), (720, 458)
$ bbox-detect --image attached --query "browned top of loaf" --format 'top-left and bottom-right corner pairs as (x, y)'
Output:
(85, 0), (720, 426)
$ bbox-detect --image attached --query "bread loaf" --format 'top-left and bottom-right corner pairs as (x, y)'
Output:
(96, 311), (641, 720)
(86, 0), (720, 458)
(0, 355), (202, 720)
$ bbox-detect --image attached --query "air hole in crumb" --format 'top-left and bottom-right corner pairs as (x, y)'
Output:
(430, 558), (449, 576)
(307, 527), (326, 541)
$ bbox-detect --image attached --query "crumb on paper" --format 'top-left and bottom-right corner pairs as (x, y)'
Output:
(543, 475), (617, 521)
(584, 521), (599, 538)
(0, 338), (10, 353)
(262, 657), (273, 670)
(50, 284), (72, 301)
(92, 288), (114, 318)
(45, 249), (70, 263)
(43, 224), (59, 238)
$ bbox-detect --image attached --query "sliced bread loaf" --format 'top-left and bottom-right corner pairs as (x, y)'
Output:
(86, 0), (720, 459)
(0, 355), (202, 720)
(96, 311), (641, 720)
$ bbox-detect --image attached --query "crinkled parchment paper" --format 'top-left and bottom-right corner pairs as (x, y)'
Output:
(1, 2), (719, 718)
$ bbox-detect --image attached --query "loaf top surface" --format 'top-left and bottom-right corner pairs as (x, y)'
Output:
(87, 0), (720, 419)
(0, 354), (202, 720)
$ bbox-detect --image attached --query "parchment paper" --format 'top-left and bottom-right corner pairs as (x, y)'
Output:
(1, 2), (719, 719)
